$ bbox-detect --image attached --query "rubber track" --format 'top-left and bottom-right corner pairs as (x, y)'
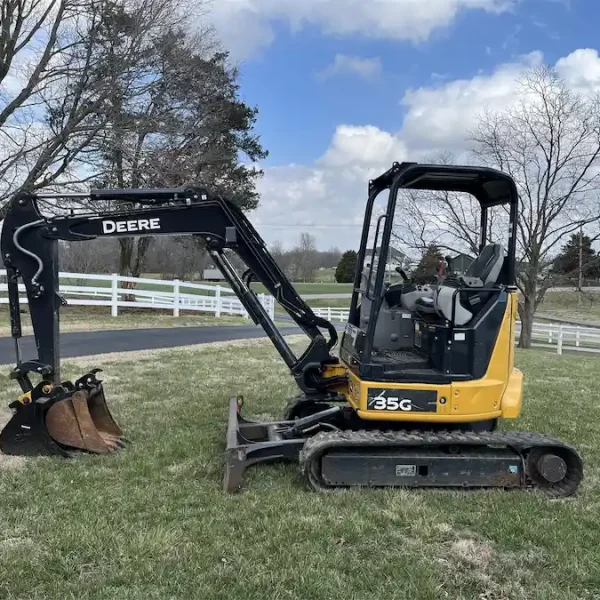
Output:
(300, 429), (584, 497)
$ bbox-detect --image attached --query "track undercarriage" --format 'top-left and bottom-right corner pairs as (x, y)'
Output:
(224, 397), (583, 497)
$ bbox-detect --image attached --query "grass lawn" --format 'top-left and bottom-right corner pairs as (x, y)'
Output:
(538, 291), (600, 324)
(250, 281), (353, 296)
(1, 339), (599, 599)
(0, 306), (247, 337)
(306, 297), (351, 308)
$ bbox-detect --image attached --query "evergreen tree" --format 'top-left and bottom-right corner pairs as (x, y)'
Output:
(335, 251), (358, 283)
(412, 245), (443, 285)
(553, 233), (600, 279)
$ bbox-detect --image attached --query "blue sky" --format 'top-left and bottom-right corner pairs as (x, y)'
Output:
(205, 0), (600, 250)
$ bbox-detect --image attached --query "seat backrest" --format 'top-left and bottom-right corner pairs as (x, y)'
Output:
(465, 244), (504, 285)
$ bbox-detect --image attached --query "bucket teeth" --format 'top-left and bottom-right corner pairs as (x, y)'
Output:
(44, 385), (126, 454)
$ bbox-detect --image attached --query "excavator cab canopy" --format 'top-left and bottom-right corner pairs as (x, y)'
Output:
(369, 162), (519, 208)
(346, 162), (520, 376)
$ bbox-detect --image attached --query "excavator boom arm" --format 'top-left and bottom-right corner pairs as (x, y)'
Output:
(1, 187), (340, 395)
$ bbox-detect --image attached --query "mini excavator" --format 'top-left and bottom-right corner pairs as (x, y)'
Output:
(0, 162), (583, 496)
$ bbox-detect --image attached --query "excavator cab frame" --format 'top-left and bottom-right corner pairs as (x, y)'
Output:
(347, 161), (519, 365)
(341, 163), (519, 383)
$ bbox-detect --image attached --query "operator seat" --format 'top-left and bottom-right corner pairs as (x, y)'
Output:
(416, 244), (505, 326)
(385, 281), (434, 312)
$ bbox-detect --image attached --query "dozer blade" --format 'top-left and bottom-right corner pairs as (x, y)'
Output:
(45, 386), (126, 454)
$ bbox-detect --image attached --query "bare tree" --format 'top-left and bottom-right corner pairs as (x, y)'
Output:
(60, 238), (118, 275)
(293, 232), (318, 282)
(391, 151), (504, 257)
(0, 0), (177, 207)
(391, 68), (600, 348)
(471, 66), (600, 347)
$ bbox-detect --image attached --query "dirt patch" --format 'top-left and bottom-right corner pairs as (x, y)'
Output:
(0, 454), (27, 471)
(451, 538), (494, 570)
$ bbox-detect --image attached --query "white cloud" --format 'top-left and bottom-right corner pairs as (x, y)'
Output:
(318, 54), (382, 81)
(209, 0), (518, 59)
(399, 51), (543, 152)
(319, 125), (408, 167)
(555, 48), (600, 92)
(251, 48), (600, 250)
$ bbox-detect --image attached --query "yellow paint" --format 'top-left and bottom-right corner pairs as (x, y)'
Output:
(17, 391), (32, 405)
(500, 368), (523, 419)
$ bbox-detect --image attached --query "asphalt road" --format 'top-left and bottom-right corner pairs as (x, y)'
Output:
(0, 324), (303, 365)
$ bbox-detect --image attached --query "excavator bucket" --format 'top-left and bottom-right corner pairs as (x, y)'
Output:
(45, 386), (125, 454)
(0, 377), (127, 456)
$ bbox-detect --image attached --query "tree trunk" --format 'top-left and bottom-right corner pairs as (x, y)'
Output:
(517, 299), (534, 349)
(118, 238), (134, 275)
(132, 237), (151, 278)
(118, 238), (135, 301)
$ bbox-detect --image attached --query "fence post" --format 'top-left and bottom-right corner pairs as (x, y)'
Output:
(111, 273), (118, 317)
(270, 295), (275, 320)
(557, 325), (563, 355)
(548, 325), (553, 345)
(327, 306), (332, 322)
(173, 279), (180, 317)
(215, 285), (221, 318)
(576, 326), (580, 348)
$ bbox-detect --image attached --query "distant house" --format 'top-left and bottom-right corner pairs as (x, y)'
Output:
(451, 253), (475, 274)
(203, 267), (226, 282)
(364, 246), (408, 273)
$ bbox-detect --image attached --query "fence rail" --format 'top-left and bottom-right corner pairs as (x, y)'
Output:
(0, 270), (276, 320)
(312, 307), (600, 355)
(2, 269), (597, 354)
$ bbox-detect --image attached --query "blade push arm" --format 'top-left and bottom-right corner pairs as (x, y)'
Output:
(1, 188), (342, 396)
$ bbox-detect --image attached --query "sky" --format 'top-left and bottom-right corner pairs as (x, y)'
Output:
(203, 0), (600, 251)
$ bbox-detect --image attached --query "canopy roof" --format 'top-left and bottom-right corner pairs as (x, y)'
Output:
(370, 162), (518, 208)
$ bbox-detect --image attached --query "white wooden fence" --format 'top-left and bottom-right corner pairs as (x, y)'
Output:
(1, 269), (597, 353)
(0, 271), (276, 320)
(311, 307), (600, 355)
(514, 322), (600, 355)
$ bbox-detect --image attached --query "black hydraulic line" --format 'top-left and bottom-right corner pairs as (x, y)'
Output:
(6, 268), (22, 340)
(89, 187), (201, 204)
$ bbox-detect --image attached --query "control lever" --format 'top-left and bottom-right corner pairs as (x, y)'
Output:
(395, 266), (409, 282)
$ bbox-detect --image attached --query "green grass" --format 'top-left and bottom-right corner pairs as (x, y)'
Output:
(538, 291), (600, 324)
(1, 340), (599, 599)
(250, 281), (352, 295)
(306, 297), (351, 308)
(0, 305), (246, 336)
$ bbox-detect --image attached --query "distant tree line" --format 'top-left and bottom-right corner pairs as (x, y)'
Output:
(270, 234), (341, 282)
(61, 231), (344, 282)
